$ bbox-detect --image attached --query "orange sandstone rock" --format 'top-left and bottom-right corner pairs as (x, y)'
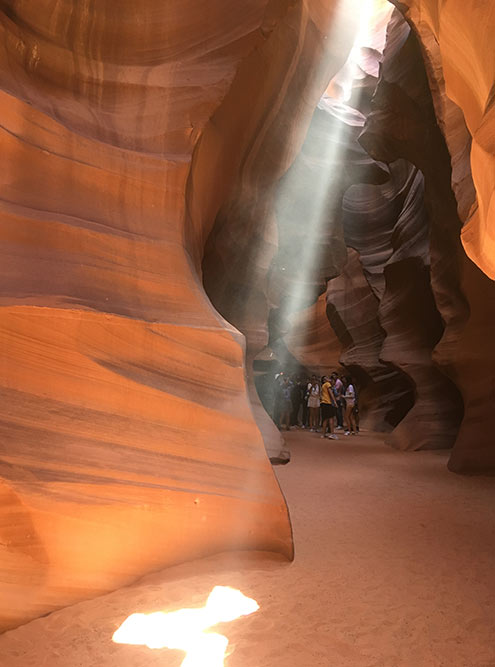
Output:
(0, 0), (306, 631)
(392, 0), (495, 278)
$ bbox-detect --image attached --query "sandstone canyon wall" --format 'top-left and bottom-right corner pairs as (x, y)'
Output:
(2, 0), (495, 636)
(374, 3), (495, 470)
(0, 0), (369, 631)
(203, 0), (495, 470)
(354, 10), (465, 451)
(281, 4), (494, 470)
(391, 0), (495, 279)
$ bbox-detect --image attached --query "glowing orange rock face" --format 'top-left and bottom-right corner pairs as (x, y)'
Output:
(0, 0), (303, 632)
(395, 0), (495, 279)
(3, 0), (385, 630)
(113, 586), (259, 667)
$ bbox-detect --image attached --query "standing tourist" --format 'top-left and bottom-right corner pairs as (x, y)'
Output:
(331, 372), (345, 429)
(290, 375), (303, 427)
(278, 375), (292, 431)
(307, 375), (321, 432)
(343, 377), (358, 435)
(320, 375), (338, 439)
(301, 376), (310, 428)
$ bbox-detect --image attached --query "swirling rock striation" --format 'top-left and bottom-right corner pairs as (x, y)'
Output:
(360, 9), (487, 459)
(326, 249), (415, 432)
(0, 0), (329, 631)
(390, 0), (495, 279)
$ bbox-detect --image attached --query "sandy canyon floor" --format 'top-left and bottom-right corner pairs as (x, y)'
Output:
(2, 430), (495, 666)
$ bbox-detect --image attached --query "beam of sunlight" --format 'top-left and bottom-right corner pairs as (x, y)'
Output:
(275, 0), (393, 326)
(112, 586), (259, 667)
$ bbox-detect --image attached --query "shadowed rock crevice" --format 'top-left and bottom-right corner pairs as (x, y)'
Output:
(385, 0), (495, 473)
(360, 8), (495, 465)
(325, 249), (415, 432)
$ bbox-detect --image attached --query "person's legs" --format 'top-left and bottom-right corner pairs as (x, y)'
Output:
(314, 406), (321, 431)
(344, 404), (353, 434)
(291, 400), (300, 426)
(327, 406), (339, 438)
(320, 404), (333, 438)
(350, 407), (358, 434)
(353, 406), (360, 432)
(281, 404), (291, 430)
(273, 396), (281, 428)
(302, 401), (308, 428)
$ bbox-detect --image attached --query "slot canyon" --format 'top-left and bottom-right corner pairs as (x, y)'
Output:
(1, 0), (495, 665)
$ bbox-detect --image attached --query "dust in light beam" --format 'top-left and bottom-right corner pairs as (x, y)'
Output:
(112, 586), (259, 666)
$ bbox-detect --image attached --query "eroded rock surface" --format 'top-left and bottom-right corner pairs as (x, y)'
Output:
(2, 0), (495, 637)
(391, 0), (495, 278)
(326, 249), (414, 433)
(0, 0), (330, 631)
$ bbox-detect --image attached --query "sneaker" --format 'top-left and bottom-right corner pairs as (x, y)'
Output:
(310, 428), (314, 432)
(328, 434), (338, 440)
(344, 431), (350, 436)
(336, 425), (343, 430)
(351, 431), (358, 435)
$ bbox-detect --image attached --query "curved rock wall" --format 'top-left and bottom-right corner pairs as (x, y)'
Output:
(357, 12), (465, 450)
(391, 0), (495, 279)
(285, 294), (342, 379)
(272, 6), (475, 458)
(362, 7), (495, 467)
(0, 0), (320, 631)
(326, 249), (415, 432)
(2, 0), (495, 635)
(447, 259), (495, 472)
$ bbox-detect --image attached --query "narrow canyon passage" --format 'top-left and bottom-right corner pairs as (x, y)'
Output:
(2, 431), (494, 667)
(3, 0), (495, 661)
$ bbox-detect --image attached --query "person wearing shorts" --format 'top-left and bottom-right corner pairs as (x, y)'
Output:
(320, 376), (338, 439)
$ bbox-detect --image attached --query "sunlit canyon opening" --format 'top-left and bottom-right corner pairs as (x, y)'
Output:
(1, 0), (495, 665)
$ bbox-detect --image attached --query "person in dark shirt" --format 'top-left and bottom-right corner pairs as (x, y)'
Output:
(290, 375), (303, 426)
(277, 376), (292, 431)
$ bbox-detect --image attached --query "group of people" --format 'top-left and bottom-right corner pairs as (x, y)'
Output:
(274, 371), (359, 438)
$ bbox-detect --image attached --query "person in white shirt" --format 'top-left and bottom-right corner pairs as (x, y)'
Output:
(343, 377), (358, 435)
(331, 372), (345, 429)
(307, 375), (321, 432)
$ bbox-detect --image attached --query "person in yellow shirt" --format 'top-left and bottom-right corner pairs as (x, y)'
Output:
(320, 376), (338, 439)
